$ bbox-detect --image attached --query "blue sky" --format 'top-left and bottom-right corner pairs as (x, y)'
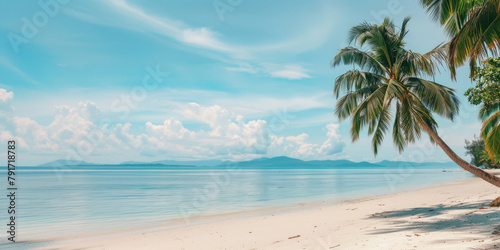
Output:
(0, 0), (483, 165)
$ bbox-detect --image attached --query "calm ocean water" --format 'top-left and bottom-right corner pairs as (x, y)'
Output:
(0, 163), (472, 243)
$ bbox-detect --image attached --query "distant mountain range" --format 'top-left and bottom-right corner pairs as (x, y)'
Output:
(37, 156), (459, 169)
(38, 159), (97, 167)
(121, 159), (226, 167)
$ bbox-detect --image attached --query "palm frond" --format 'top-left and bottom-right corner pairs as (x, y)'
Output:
(479, 101), (500, 120)
(332, 17), (454, 157)
(332, 47), (387, 75)
(421, 0), (500, 78)
(348, 85), (387, 141)
(393, 103), (407, 152)
(481, 110), (500, 157)
(407, 77), (460, 120)
(371, 105), (392, 155)
(334, 70), (386, 98)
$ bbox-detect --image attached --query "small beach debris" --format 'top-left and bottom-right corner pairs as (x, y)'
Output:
(414, 234), (421, 237)
(330, 244), (340, 249)
(288, 235), (301, 239)
(480, 207), (487, 209)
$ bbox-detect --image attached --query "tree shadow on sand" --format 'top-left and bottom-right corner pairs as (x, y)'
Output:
(366, 200), (500, 247)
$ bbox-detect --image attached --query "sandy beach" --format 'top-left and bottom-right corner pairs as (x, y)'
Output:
(18, 170), (500, 250)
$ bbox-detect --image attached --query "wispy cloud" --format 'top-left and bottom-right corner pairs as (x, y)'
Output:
(104, 0), (248, 58)
(0, 89), (345, 163)
(155, 89), (331, 116)
(225, 63), (258, 73)
(0, 57), (40, 85)
(225, 63), (312, 80)
(66, 0), (334, 73)
(54, 0), (342, 84)
(268, 65), (311, 80)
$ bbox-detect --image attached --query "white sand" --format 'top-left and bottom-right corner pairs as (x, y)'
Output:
(25, 170), (500, 249)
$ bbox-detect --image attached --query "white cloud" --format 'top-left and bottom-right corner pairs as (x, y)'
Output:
(100, 0), (336, 58)
(13, 117), (55, 151)
(0, 88), (14, 115)
(145, 119), (190, 139)
(62, 1), (327, 82)
(179, 103), (232, 130)
(268, 123), (345, 159)
(54, 101), (101, 122)
(181, 28), (222, 48)
(138, 103), (270, 157)
(62, 0), (339, 74)
(268, 65), (311, 80)
(270, 70), (310, 80)
(0, 89), (345, 163)
(224, 63), (312, 80)
(0, 131), (28, 153)
(225, 64), (259, 74)
(104, 0), (245, 57)
(0, 97), (104, 153)
(0, 88), (13, 102)
(317, 123), (344, 155)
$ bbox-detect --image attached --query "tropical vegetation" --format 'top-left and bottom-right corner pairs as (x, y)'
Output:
(331, 17), (500, 187)
(420, 0), (500, 78)
(465, 58), (500, 105)
(420, 0), (500, 162)
(465, 136), (500, 168)
(465, 58), (500, 159)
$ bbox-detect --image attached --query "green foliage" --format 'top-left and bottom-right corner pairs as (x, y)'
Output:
(465, 58), (500, 105)
(332, 17), (459, 156)
(419, 0), (500, 78)
(481, 104), (500, 158)
(420, 0), (500, 161)
(464, 57), (500, 159)
(465, 136), (500, 168)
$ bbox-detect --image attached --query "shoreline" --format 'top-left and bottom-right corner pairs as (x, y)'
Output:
(16, 171), (470, 240)
(13, 169), (471, 242)
(11, 171), (500, 249)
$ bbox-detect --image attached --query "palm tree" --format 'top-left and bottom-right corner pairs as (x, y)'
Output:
(481, 101), (500, 158)
(419, 0), (500, 78)
(421, 1), (500, 165)
(332, 17), (500, 187)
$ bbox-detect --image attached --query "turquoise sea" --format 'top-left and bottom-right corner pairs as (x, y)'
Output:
(0, 163), (473, 244)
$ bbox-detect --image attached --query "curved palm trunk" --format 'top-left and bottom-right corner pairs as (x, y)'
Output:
(419, 122), (500, 188)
